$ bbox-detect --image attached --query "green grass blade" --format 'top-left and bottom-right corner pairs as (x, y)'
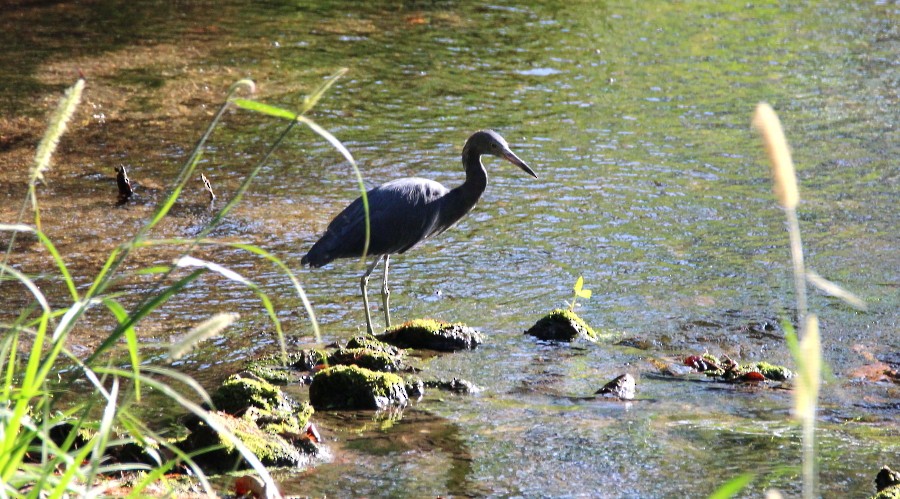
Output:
(0, 224), (79, 301)
(299, 67), (347, 115)
(708, 472), (754, 499)
(227, 241), (321, 342)
(102, 298), (142, 400)
(141, 365), (214, 407)
(231, 98), (297, 120)
(174, 256), (286, 359)
(169, 312), (240, 361)
(137, 237), (321, 343)
(296, 115), (370, 263)
(97, 367), (279, 495)
(86, 269), (206, 365)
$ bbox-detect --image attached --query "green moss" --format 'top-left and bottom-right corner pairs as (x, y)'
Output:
(211, 374), (295, 416)
(749, 361), (794, 381)
(692, 356), (793, 382)
(183, 411), (302, 469)
(346, 334), (403, 356)
(243, 351), (328, 383)
(377, 319), (483, 351)
(309, 365), (408, 410)
(873, 484), (900, 499)
(392, 318), (450, 333)
(329, 347), (404, 372)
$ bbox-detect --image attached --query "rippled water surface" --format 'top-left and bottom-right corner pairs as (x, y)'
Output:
(1, 1), (897, 497)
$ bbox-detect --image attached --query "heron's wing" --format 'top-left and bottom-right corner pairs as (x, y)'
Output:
(302, 178), (449, 266)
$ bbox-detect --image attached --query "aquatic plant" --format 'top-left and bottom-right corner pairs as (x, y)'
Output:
(567, 275), (592, 312)
(0, 71), (354, 496)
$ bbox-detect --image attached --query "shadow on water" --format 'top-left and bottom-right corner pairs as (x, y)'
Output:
(285, 408), (483, 497)
(0, 0), (897, 497)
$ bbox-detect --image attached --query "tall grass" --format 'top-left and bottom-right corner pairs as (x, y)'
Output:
(751, 103), (864, 499)
(712, 103), (866, 499)
(0, 70), (362, 497)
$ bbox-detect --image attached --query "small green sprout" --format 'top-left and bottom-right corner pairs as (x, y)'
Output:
(567, 276), (592, 312)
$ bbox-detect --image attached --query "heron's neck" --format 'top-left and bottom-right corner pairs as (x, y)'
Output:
(458, 148), (488, 202)
(440, 150), (487, 224)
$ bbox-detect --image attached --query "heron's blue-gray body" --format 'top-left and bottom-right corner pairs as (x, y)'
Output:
(302, 130), (535, 334)
(302, 176), (482, 267)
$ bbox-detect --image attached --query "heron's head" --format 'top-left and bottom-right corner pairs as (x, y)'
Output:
(466, 129), (537, 178)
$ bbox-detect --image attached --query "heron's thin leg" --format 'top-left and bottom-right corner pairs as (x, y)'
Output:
(360, 256), (383, 335)
(382, 255), (391, 329)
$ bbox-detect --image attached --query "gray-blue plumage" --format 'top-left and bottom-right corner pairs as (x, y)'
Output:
(302, 129), (536, 333)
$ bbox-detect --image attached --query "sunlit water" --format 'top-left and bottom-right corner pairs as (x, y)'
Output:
(1, 1), (897, 497)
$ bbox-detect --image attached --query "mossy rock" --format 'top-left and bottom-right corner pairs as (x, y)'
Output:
(329, 347), (405, 372)
(211, 374), (298, 417)
(376, 319), (483, 351)
(874, 484), (900, 499)
(744, 361), (793, 382)
(874, 466), (900, 499)
(687, 354), (794, 383)
(178, 411), (306, 471)
(525, 309), (599, 342)
(346, 334), (403, 356)
(309, 365), (409, 410)
(244, 351), (325, 384)
(46, 421), (94, 451)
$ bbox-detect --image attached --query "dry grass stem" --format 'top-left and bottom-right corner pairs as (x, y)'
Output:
(752, 103), (799, 210)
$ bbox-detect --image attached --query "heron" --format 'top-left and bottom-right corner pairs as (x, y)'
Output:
(302, 129), (537, 334)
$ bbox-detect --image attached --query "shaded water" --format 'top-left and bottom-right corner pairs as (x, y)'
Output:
(1, 0), (898, 497)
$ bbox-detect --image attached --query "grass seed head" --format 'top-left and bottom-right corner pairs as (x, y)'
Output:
(752, 102), (799, 210)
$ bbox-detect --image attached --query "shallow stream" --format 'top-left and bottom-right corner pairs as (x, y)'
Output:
(1, 1), (897, 496)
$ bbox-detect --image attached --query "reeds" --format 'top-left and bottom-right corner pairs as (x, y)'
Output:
(1, 71), (354, 497)
(752, 102), (864, 499)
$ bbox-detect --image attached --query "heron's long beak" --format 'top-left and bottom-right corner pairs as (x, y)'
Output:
(502, 148), (538, 178)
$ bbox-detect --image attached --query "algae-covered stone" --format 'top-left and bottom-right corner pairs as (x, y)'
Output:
(329, 347), (405, 372)
(376, 319), (482, 351)
(525, 309), (599, 342)
(178, 411), (306, 470)
(874, 466), (900, 499)
(346, 334), (403, 356)
(211, 373), (297, 417)
(748, 361), (793, 381)
(245, 351), (329, 384)
(309, 365), (409, 410)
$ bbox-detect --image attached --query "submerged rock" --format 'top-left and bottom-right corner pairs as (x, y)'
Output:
(683, 353), (794, 383)
(309, 365), (409, 410)
(424, 377), (481, 394)
(595, 373), (636, 400)
(525, 309), (599, 342)
(377, 319), (483, 351)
